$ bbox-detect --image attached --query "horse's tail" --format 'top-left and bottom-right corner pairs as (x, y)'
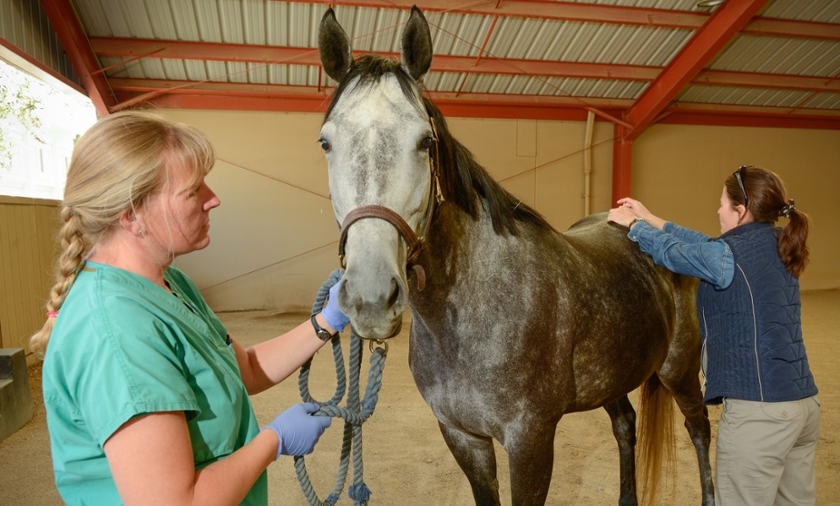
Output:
(636, 373), (676, 506)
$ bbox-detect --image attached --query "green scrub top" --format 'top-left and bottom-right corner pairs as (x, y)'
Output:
(42, 262), (268, 505)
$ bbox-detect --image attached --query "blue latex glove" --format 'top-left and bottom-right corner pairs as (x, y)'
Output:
(322, 280), (350, 332)
(263, 402), (332, 458)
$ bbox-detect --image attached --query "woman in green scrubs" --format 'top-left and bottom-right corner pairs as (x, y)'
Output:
(31, 111), (348, 505)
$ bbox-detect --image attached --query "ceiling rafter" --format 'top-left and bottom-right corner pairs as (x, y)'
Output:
(38, 0), (114, 116)
(29, 0), (840, 128)
(90, 36), (840, 93)
(622, 0), (770, 141)
(108, 77), (840, 130)
(278, 0), (840, 40)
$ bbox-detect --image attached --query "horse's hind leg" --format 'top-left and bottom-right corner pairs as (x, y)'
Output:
(663, 373), (715, 505)
(662, 274), (714, 505)
(659, 334), (714, 503)
(438, 422), (501, 506)
(604, 396), (639, 506)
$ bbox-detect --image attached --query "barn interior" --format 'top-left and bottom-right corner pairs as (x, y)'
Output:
(1, 0), (839, 504)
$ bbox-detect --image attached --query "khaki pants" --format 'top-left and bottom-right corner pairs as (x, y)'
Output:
(715, 396), (820, 506)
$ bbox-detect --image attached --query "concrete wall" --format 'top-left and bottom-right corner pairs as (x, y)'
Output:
(146, 109), (839, 311)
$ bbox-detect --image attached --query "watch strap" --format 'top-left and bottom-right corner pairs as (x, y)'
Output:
(310, 313), (335, 341)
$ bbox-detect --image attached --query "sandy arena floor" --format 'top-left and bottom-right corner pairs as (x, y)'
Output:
(1, 290), (837, 505)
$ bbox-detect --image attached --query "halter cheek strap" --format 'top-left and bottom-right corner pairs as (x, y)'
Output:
(336, 115), (443, 292)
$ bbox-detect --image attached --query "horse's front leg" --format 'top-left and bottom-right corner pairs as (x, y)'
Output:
(505, 421), (557, 506)
(438, 422), (501, 506)
(604, 395), (639, 506)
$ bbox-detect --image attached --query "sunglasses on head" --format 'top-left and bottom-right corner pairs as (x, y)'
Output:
(733, 166), (749, 207)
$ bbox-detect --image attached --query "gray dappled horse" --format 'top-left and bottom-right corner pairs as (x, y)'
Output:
(317, 7), (713, 506)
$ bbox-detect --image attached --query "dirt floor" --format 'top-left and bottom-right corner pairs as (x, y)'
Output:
(1, 290), (837, 505)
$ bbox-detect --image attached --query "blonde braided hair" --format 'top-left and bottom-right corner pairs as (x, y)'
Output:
(29, 111), (215, 357)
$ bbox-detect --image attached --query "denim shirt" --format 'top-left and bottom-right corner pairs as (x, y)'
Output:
(627, 221), (734, 289)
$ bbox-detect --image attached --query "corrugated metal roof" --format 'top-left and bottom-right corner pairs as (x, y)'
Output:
(711, 35), (840, 76)
(9, 0), (840, 127)
(678, 84), (812, 108)
(0, 0), (80, 85)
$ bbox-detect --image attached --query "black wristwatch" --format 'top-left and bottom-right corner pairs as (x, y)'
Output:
(311, 314), (337, 342)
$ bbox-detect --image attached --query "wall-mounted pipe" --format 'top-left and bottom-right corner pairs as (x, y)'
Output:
(583, 110), (595, 216)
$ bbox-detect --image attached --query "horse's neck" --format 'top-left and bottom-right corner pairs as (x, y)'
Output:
(420, 200), (568, 284)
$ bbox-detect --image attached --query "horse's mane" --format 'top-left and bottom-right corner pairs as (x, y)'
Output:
(325, 54), (556, 236)
(422, 97), (556, 236)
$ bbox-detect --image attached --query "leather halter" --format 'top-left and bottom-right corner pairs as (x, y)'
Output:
(337, 116), (443, 292)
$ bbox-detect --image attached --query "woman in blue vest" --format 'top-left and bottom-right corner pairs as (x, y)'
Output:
(608, 166), (819, 506)
(31, 111), (350, 505)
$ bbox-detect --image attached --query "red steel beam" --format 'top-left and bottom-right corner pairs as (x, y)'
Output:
(38, 0), (114, 116)
(694, 69), (840, 92)
(666, 101), (840, 119)
(107, 77), (840, 125)
(276, 0), (840, 40)
(743, 17), (840, 40)
(127, 91), (840, 131)
(107, 77), (634, 108)
(91, 37), (840, 92)
(622, 0), (769, 141)
(659, 111), (840, 131)
(282, 0), (709, 27)
(124, 92), (620, 122)
(90, 37), (659, 81)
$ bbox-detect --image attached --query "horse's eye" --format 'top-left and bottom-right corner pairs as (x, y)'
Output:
(318, 138), (331, 152)
(420, 136), (434, 150)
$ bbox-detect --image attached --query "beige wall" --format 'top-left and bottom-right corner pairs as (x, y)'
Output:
(159, 109), (839, 312)
(633, 124), (840, 291)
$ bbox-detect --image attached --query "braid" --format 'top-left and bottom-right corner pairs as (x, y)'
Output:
(29, 207), (88, 357)
(29, 111), (216, 358)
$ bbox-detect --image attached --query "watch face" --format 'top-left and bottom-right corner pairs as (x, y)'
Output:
(312, 315), (331, 341)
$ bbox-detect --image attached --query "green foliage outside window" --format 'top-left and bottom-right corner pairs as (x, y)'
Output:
(0, 62), (45, 172)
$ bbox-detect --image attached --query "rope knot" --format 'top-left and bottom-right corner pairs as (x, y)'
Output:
(348, 483), (372, 503)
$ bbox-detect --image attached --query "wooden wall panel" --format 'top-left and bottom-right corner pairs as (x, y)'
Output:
(0, 196), (59, 356)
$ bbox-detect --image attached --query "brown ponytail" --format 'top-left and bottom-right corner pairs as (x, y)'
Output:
(778, 207), (810, 278)
(725, 166), (809, 277)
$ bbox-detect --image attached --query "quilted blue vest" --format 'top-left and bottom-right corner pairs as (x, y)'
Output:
(698, 221), (818, 404)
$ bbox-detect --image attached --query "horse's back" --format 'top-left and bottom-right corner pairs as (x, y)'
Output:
(549, 213), (700, 410)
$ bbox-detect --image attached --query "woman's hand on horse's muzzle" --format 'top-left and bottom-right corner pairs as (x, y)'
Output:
(323, 278), (350, 332)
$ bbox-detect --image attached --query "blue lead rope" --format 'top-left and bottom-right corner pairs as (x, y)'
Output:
(294, 269), (388, 506)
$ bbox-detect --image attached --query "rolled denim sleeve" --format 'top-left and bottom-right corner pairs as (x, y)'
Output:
(628, 222), (734, 289)
(662, 221), (711, 244)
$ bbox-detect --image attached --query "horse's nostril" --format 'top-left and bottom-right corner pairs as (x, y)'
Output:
(387, 277), (401, 308)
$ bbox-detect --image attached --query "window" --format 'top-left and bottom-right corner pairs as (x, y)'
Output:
(0, 56), (96, 200)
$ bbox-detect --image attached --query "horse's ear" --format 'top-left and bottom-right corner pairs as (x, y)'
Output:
(319, 8), (353, 82)
(400, 6), (433, 81)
